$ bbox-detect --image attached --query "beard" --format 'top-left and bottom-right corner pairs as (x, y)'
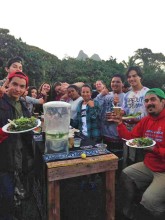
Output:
(147, 105), (157, 116)
(147, 105), (161, 117)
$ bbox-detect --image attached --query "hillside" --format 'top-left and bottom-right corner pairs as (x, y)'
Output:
(76, 50), (101, 61)
(1, 28), (164, 89)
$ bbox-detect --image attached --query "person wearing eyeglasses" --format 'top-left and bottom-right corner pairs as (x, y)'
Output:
(108, 88), (165, 220)
(0, 71), (34, 219)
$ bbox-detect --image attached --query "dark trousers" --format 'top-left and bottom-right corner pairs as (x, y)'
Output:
(0, 172), (14, 220)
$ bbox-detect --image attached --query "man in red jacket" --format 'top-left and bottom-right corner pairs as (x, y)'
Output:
(109, 88), (165, 220)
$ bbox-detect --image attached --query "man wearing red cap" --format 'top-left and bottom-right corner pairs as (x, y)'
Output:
(0, 71), (33, 219)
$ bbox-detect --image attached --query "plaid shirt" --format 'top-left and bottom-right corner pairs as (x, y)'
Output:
(71, 100), (101, 141)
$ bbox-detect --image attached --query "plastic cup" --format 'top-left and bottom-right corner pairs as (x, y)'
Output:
(113, 107), (121, 116)
(74, 138), (81, 148)
(68, 137), (74, 149)
(33, 112), (39, 118)
(96, 143), (107, 153)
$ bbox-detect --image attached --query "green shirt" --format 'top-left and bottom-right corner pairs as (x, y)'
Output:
(10, 99), (23, 118)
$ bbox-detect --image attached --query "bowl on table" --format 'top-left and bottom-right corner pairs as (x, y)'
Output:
(95, 143), (107, 153)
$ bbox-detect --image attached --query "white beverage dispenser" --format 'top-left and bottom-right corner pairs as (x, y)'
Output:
(43, 101), (71, 154)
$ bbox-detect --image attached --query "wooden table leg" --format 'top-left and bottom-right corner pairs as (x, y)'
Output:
(106, 170), (115, 220)
(48, 180), (60, 220)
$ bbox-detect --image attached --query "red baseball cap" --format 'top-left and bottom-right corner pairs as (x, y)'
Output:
(8, 71), (29, 87)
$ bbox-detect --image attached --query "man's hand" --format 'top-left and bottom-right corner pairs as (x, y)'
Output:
(39, 98), (45, 104)
(0, 79), (9, 98)
(114, 93), (119, 106)
(106, 111), (123, 125)
(101, 87), (109, 96)
(61, 83), (69, 94)
(0, 86), (5, 98)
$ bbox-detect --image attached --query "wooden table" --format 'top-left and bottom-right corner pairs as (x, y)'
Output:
(46, 153), (118, 220)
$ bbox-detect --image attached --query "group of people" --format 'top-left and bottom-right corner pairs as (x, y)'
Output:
(0, 56), (165, 220)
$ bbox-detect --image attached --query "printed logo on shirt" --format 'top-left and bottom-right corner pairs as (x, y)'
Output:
(145, 128), (164, 143)
(126, 96), (144, 109)
(81, 109), (86, 117)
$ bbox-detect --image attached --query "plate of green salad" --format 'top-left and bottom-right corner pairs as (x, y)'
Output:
(126, 137), (156, 148)
(2, 116), (41, 133)
(122, 112), (142, 120)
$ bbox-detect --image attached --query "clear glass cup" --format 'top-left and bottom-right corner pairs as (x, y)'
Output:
(95, 143), (107, 153)
(74, 138), (81, 148)
(33, 112), (39, 118)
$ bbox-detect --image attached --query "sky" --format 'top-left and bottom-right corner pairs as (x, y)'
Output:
(1, 0), (165, 62)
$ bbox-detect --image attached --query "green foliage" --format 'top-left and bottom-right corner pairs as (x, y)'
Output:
(1, 28), (165, 90)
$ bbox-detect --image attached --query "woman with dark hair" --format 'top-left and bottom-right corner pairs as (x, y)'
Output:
(35, 82), (51, 115)
(67, 85), (83, 121)
(71, 84), (101, 142)
(21, 86), (44, 115)
(28, 86), (38, 99)
(51, 82), (62, 101)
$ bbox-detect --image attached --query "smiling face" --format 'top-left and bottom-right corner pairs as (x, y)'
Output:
(41, 83), (51, 93)
(81, 86), (92, 102)
(127, 70), (142, 88)
(144, 94), (165, 116)
(31, 88), (38, 98)
(55, 85), (61, 95)
(95, 80), (104, 92)
(67, 87), (79, 100)
(7, 77), (27, 101)
(111, 77), (123, 93)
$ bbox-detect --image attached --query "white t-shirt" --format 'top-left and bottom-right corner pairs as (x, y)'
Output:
(68, 96), (83, 120)
(122, 86), (149, 119)
(81, 104), (87, 136)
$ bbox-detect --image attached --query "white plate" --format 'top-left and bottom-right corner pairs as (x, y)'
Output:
(122, 116), (138, 120)
(2, 119), (41, 134)
(126, 138), (156, 148)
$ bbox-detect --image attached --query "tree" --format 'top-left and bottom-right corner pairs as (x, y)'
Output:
(122, 56), (142, 68)
(134, 48), (165, 70)
(0, 28), (9, 35)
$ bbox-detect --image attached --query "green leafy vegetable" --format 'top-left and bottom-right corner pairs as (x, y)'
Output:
(123, 112), (141, 118)
(130, 137), (153, 147)
(8, 116), (37, 131)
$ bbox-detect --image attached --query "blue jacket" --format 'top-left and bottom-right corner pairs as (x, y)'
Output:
(71, 100), (101, 142)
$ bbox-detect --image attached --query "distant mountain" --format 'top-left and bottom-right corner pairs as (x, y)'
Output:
(76, 50), (88, 61)
(76, 50), (101, 61)
(90, 53), (101, 61)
